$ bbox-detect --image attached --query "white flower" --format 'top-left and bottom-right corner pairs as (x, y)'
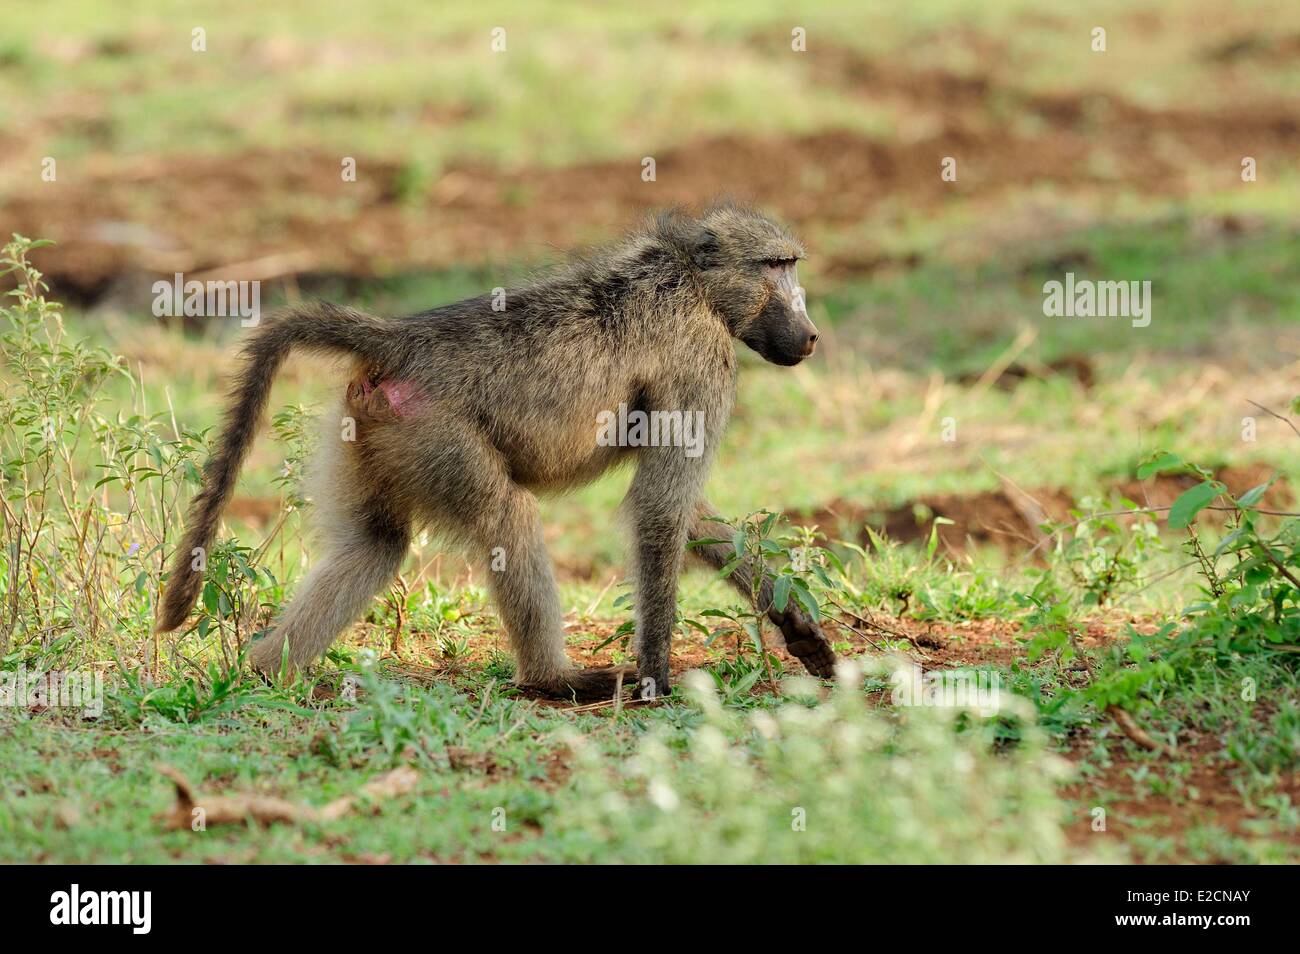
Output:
(648, 778), (680, 812)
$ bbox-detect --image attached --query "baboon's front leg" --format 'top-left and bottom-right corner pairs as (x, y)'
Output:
(686, 501), (837, 678)
(427, 436), (633, 701)
(480, 492), (637, 700)
(626, 451), (706, 699)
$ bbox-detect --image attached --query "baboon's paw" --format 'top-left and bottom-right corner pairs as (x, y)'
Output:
(247, 636), (294, 680)
(779, 613), (838, 678)
(523, 665), (638, 702)
(787, 638), (837, 678)
(635, 667), (671, 701)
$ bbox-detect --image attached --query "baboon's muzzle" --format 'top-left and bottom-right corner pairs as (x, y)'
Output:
(759, 314), (819, 366)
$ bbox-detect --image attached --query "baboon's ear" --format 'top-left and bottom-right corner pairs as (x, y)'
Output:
(687, 227), (720, 271)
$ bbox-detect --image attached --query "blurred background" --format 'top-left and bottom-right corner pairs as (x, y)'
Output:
(2, 0), (1297, 586)
(3, 0), (1300, 868)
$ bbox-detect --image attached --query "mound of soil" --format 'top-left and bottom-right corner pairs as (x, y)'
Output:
(798, 463), (1289, 553)
(5, 54), (1298, 301)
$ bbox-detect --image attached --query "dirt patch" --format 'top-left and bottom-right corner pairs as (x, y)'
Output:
(806, 37), (1299, 155)
(958, 354), (1096, 390)
(227, 495), (282, 528)
(798, 463), (1289, 552)
(376, 606), (1291, 860)
(6, 55), (1298, 299)
(386, 616), (836, 710)
(1060, 730), (1300, 859)
(836, 612), (1297, 861)
(1205, 31), (1300, 64)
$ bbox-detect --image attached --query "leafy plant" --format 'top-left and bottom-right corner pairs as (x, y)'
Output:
(1140, 450), (1298, 652)
(1018, 447), (1298, 744)
(0, 234), (301, 701)
(686, 510), (838, 696)
(1050, 496), (1163, 605)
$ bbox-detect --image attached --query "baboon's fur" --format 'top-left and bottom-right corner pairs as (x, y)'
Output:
(155, 204), (834, 698)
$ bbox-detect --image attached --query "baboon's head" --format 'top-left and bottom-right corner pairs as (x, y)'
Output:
(673, 205), (818, 366)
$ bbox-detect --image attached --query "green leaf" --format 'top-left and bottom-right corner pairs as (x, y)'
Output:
(717, 557), (743, 580)
(592, 621), (635, 653)
(1213, 526), (1247, 558)
(792, 580), (820, 622)
(681, 618), (710, 637)
(686, 537), (730, 549)
(1236, 481), (1272, 508)
(772, 575), (793, 613)
(1168, 481), (1224, 529)
(201, 581), (219, 615)
(926, 517), (954, 560)
(1137, 452), (1182, 480)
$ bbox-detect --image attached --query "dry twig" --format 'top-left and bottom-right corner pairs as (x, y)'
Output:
(155, 764), (418, 829)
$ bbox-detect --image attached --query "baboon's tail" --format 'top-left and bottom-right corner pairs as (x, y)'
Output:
(154, 302), (395, 633)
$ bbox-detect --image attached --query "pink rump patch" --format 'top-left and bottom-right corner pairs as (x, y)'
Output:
(359, 376), (424, 417)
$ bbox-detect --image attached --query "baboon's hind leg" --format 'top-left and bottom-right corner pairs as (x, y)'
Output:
(416, 428), (632, 701)
(249, 501), (410, 674)
(469, 485), (634, 701)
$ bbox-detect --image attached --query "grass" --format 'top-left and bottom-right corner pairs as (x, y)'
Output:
(0, 662), (1082, 864)
(3, 0), (1300, 865)
(6, 0), (1298, 168)
(2, 675), (580, 864)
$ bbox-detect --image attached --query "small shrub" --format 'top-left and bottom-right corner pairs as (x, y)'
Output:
(555, 663), (1087, 863)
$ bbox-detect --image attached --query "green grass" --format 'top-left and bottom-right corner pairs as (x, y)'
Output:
(4, 0), (1300, 865)
(823, 214), (1300, 375)
(4, 0), (1298, 171)
(0, 664), (1074, 864)
(1, 675), (583, 863)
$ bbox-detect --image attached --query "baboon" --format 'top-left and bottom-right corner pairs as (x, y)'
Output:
(155, 204), (837, 699)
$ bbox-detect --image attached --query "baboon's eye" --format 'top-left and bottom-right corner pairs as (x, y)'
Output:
(762, 258), (796, 270)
